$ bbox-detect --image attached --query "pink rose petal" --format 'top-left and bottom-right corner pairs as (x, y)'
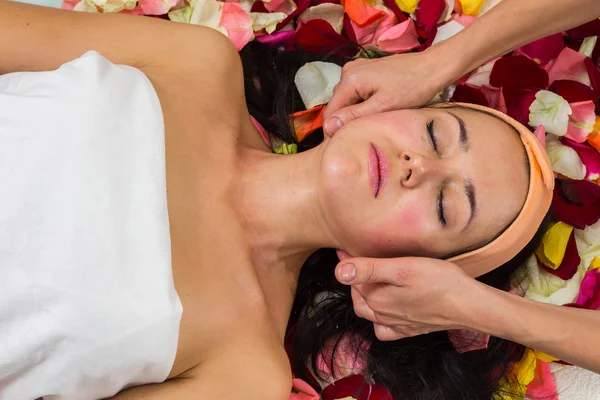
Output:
(316, 334), (370, 378)
(532, 125), (546, 148)
(382, 0), (408, 22)
(516, 34), (565, 66)
(139, 0), (178, 15)
(450, 13), (477, 27)
(350, 8), (396, 46)
(561, 138), (600, 181)
(290, 378), (320, 400)
(220, 2), (254, 50)
(547, 47), (591, 86)
(376, 18), (420, 53)
(61, 0), (78, 10)
(264, 0), (297, 14)
(525, 360), (558, 400)
(575, 268), (600, 310)
(566, 100), (597, 143)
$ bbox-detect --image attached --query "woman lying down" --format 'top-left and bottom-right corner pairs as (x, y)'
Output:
(0, 2), (554, 399)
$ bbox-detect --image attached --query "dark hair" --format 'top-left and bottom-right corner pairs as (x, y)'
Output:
(239, 41), (552, 400)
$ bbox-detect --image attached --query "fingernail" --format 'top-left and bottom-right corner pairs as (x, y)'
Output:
(325, 117), (342, 134)
(339, 263), (356, 282)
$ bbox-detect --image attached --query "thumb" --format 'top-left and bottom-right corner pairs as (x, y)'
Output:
(335, 257), (418, 286)
(324, 96), (386, 137)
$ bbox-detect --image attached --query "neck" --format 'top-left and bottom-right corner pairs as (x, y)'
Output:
(233, 143), (339, 275)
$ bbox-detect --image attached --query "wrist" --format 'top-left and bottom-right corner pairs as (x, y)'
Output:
(422, 36), (473, 88)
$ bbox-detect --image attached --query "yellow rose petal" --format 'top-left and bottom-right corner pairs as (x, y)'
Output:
(394, 0), (418, 13)
(589, 256), (600, 271)
(535, 222), (574, 270)
(459, 0), (483, 16)
(535, 349), (560, 363)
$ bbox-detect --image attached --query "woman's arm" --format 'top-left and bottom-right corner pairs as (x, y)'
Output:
(437, 0), (600, 86)
(334, 257), (600, 373)
(323, 0), (600, 135)
(473, 284), (600, 373)
(0, 1), (237, 74)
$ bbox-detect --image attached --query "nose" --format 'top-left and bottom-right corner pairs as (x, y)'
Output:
(400, 150), (444, 188)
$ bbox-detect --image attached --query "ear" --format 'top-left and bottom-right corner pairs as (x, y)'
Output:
(336, 249), (352, 261)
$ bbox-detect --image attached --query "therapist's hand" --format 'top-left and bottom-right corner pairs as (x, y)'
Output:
(334, 256), (487, 340)
(322, 50), (457, 137)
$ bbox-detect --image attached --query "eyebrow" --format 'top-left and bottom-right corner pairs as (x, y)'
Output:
(464, 180), (476, 230)
(448, 112), (470, 152)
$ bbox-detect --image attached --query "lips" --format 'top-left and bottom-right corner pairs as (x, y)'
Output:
(368, 144), (388, 197)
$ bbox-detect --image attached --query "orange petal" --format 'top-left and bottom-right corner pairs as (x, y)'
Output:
(342, 0), (385, 27)
(587, 117), (600, 152)
(290, 105), (326, 142)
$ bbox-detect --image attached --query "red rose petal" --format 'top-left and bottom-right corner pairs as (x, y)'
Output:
(585, 58), (600, 110)
(414, 0), (446, 35)
(517, 33), (565, 66)
(490, 55), (550, 90)
(382, 0), (408, 22)
(549, 79), (597, 103)
(343, 13), (358, 43)
(567, 19), (600, 40)
(540, 231), (580, 280)
(451, 83), (490, 107)
(274, 0), (311, 33)
(481, 85), (507, 113)
(561, 138), (600, 181)
(503, 88), (540, 126)
(287, 19), (355, 56)
(321, 375), (367, 399)
(251, 1), (269, 12)
(255, 29), (294, 46)
(552, 180), (600, 229)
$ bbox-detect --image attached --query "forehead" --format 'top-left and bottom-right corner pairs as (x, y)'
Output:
(447, 107), (529, 245)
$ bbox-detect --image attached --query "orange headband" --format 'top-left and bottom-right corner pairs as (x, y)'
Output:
(438, 103), (555, 277)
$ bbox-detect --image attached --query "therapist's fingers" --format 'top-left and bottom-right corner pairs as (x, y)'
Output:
(336, 257), (420, 286)
(373, 324), (404, 341)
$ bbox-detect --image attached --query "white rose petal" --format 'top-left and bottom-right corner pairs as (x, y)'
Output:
(529, 90), (573, 136)
(466, 59), (497, 86)
(188, 0), (224, 30)
(299, 3), (345, 34)
(579, 36), (598, 58)
(545, 134), (587, 179)
(438, 0), (454, 23)
(73, 0), (98, 12)
(431, 21), (464, 46)
(294, 61), (342, 109)
(250, 12), (288, 34)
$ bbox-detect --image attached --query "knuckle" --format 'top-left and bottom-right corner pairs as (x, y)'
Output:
(365, 260), (379, 282)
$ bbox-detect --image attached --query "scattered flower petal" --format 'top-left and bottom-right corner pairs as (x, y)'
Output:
(451, 83), (490, 107)
(566, 100), (596, 142)
(447, 329), (490, 353)
(504, 89), (539, 125)
(299, 3), (345, 34)
(251, 11), (288, 33)
(290, 104), (326, 142)
(457, 0), (483, 16)
(290, 378), (320, 400)
(529, 90), (572, 135)
(414, 0), (447, 35)
(264, 0), (297, 14)
(288, 19), (354, 56)
(591, 256), (600, 270)
(490, 55), (550, 90)
(525, 360), (558, 400)
(517, 34), (565, 66)
(540, 229), (581, 281)
(255, 28), (294, 45)
(575, 268), (600, 310)
(295, 61), (342, 109)
(315, 334), (370, 379)
(393, 0), (418, 13)
(139, 0), (178, 15)
(580, 36), (598, 58)
(545, 134), (586, 179)
(548, 79), (597, 103)
(587, 117), (600, 152)
(536, 221), (574, 270)
(567, 19), (600, 40)
(350, 6), (396, 46)
(377, 18), (420, 53)
(220, 2), (254, 50)
(431, 20), (464, 46)
(547, 47), (592, 86)
(480, 84), (507, 113)
(561, 138), (600, 182)
(532, 125), (546, 147)
(535, 350), (560, 363)
(343, 0), (386, 27)
(553, 179), (600, 229)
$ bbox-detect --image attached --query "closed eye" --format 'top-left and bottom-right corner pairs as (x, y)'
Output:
(437, 187), (447, 227)
(426, 119), (439, 155)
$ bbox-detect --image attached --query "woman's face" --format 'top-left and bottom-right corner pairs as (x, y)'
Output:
(317, 106), (529, 259)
